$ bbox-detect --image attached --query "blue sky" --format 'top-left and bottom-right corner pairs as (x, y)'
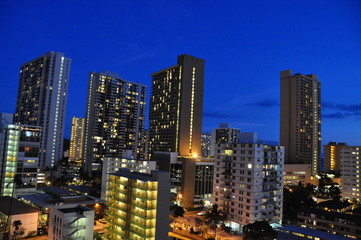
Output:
(1, 0), (361, 145)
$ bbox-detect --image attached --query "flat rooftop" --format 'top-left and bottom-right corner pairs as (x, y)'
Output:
(0, 196), (39, 215)
(282, 225), (354, 240)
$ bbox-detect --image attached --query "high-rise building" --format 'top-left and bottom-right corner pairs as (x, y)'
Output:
(105, 169), (171, 239)
(280, 70), (321, 176)
(83, 71), (146, 172)
(100, 150), (157, 199)
(0, 113), (42, 196)
(149, 54), (204, 157)
(201, 132), (211, 158)
(212, 133), (284, 230)
(69, 117), (85, 161)
(14, 51), (71, 169)
(210, 123), (240, 157)
(340, 146), (360, 202)
(324, 142), (347, 172)
(0, 114), (20, 197)
(16, 125), (42, 195)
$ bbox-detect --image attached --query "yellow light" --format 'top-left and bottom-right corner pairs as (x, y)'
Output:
(192, 153), (198, 158)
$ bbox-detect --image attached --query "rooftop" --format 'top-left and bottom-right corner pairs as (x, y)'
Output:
(282, 225), (353, 240)
(19, 191), (105, 209)
(0, 196), (40, 215)
(317, 200), (352, 210)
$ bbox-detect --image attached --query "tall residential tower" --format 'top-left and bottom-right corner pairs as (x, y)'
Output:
(280, 70), (321, 176)
(149, 54), (204, 157)
(69, 117), (85, 161)
(14, 51), (71, 169)
(83, 71), (146, 172)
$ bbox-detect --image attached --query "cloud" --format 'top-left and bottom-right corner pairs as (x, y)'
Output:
(322, 112), (346, 119)
(248, 98), (279, 107)
(203, 110), (241, 119)
(322, 101), (361, 117)
(323, 101), (361, 112)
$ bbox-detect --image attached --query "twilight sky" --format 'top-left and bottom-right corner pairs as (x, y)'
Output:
(1, 0), (361, 145)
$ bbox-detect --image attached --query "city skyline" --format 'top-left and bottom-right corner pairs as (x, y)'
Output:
(1, 1), (361, 146)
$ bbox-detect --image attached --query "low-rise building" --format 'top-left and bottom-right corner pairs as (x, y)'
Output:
(297, 206), (361, 239)
(0, 196), (39, 239)
(284, 164), (312, 186)
(19, 186), (105, 227)
(48, 205), (94, 240)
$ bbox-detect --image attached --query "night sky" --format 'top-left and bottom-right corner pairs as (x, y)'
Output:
(1, 0), (361, 145)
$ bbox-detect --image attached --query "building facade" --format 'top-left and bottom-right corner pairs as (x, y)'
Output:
(105, 169), (171, 240)
(201, 132), (212, 158)
(101, 150), (157, 199)
(83, 71), (146, 172)
(210, 123), (240, 157)
(0, 122), (20, 197)
(149, 54), (204, 157)
(212, 141), (284, 229)
(297, 206), (361, 239)
(15, 125), (42, 195)
(48, 205), (94, 240)
(340, 146), (360, 202)
(284, 164), (312, 187)
(324, 142), (347, 172)
(69, 117), (85, 161)
(14, 51), (71, 169)
(280, 70), (321, 176)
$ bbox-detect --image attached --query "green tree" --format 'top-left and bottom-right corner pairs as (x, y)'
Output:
(93, 232), (103, 240)
(283, 182), (315, 224)
(243, 221), (276, 240)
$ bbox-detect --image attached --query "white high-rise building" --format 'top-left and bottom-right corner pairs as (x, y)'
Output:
(340, 146), (361, 202)
(212, 133), (284, 230)
(14, 51), (71, 169)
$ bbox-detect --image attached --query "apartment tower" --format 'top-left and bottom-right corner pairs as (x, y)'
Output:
(212, 135), (284, 229)
(280, 70), (321, 176)
(105, 169), (171, 239)
(324, 142), (347, 172)
(83, 71), (146, 173)
(14, 51), (71, 168)
(340, 146), (360, 202)
(69, 117), (85, 161)
(149, 54), (204, 157)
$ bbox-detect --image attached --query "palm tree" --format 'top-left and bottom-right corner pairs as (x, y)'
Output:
(11, 220), (24, 240)
(204, 204), (225, 238)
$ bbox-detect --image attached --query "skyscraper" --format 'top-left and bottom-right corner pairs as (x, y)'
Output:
(14, 51), (71, 169)
(69, 117), (85, 161)
(83, 71), (146, 173)
(280, 70), (321, 176)
(149, 54), (204, 157)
